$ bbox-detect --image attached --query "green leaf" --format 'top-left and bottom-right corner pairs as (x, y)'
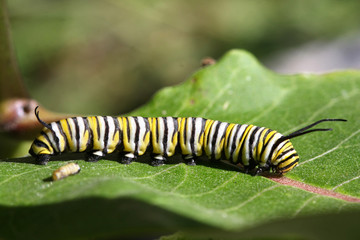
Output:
(1, 50), (360, 239)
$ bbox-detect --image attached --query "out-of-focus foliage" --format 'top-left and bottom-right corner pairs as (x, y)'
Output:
(8, 0), (360, 115)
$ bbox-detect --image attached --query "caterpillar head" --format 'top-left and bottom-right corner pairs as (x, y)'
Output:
(270, 118), (346, 175)
(271, 139), (299, 174)
(29, 107), (56, 164)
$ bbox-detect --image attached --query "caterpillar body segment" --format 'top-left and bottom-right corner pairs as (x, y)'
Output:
(29, 107), (346, 175)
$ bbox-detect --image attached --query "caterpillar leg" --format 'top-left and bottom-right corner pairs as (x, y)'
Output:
(151, 154), (166, 166)
(36, 154), (51, 165)
(183, 155), (197, 166)
(121, 153), (137, 164)
(86, 151), (103, 162)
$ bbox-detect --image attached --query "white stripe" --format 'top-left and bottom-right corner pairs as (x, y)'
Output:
(106, 116), (115, 150)
(262, 133), (282, 163)
(97, 117), (106, 151)
(232, 124), (248, 162)
(137, 117), (146, 153)
(128, 117), (136, 151)
(186, 118), (193, 153)
(251, 127), (265, 161)
(158, 118), (165, 154)
(67, 118), (78, 151)
(194, 118), (204, 154)
(48, 122), (60, 152)
(166, 117), (174, 155)
(214, 122), (228, 158)
(271, 140), (287, 162)
(77, 117), (85, 150)
(273, 148), (297, 165)
(242, 126), (257, 165)
(225, 124), (238, 158)
(208, 121), (220, 153)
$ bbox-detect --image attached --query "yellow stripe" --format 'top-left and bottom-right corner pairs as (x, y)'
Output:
(167, 118), (180, 156)
(122, 117), (132, 152)
(88, 117), (101, 151)
(260, 130), (277, 163)
(224, 123), (235, 150)
(215, 137), (225, 159)
(255, 128), (269, 161)
(203, 119), (214, 148)
(107, 118), (120, 154)
(264, 130), (276, 146)
(274, 141), (292, 160)
(197, 130), (204, 156)
(179, 118), (190, 155)
(139, 119), (150, 155)
(278, 156), (299, 173)
(60, 119), (75, 152)
(233, 125), (253, 163)
(151, 118), (161, 154)
(79, 129), (89, 152)
(168, 128), (178, 157)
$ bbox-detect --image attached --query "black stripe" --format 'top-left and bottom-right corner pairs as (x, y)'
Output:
(200, 118), (206, 133)
(56, 122), (68, 151)
(114, 117), (122, 150)
(229, 124), (241, 160)
(206, 120), (215, 149)
(126, 117), (130, 144)
(134, 117), (140, 155)
(190, 118), (196, 156)
(173, 117), (179, 133)
(183, 118), (188, 146)
(84, 117), (93, 151)
(277, 157), (299, 171)
(95, 117), (101, 141)
(252, 128), (265, 160)
(277, 153), (298, 165)
(268, 138), (288, 165)
(155, 118), (160, 146)
(113, 117), (120, 140)
(225, 124), (235, 151)
(275, 148), (294, 161)
(144, 117), (150, 140)
(259, 129), (276, 163)
(80, 117), (90, 152)
(50, 123), (61, 153)
(66, 119), (73, 142)
(210, 121), (221, 159)
(199, 118), (206, 150)
(238, 125), (254, 165)
(248, 126), (260, 165)
(143, 118), (150, 154)
(172, 117), (179, 150)
(103, 117), (109, 154)
(72, 117), (80, 152)
(41, 131), (56, 153)
(217, 122), (229, 159)
(34, 139), (50, 150)
(162, 117), (168, 156)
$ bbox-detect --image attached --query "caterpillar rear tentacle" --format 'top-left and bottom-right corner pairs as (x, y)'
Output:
(29, 107), (346, 175)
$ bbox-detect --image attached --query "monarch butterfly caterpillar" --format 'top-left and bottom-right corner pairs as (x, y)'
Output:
(29, 107), (346, 175)
(52, 163), (81, 181)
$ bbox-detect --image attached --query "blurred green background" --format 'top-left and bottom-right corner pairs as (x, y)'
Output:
(7, 0), (360, 115)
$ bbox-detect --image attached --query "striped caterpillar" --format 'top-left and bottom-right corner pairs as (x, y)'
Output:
(29, 107), (346, 175)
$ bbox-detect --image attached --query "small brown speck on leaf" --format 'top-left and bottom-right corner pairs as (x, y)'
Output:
(201, 57), (216, 67)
